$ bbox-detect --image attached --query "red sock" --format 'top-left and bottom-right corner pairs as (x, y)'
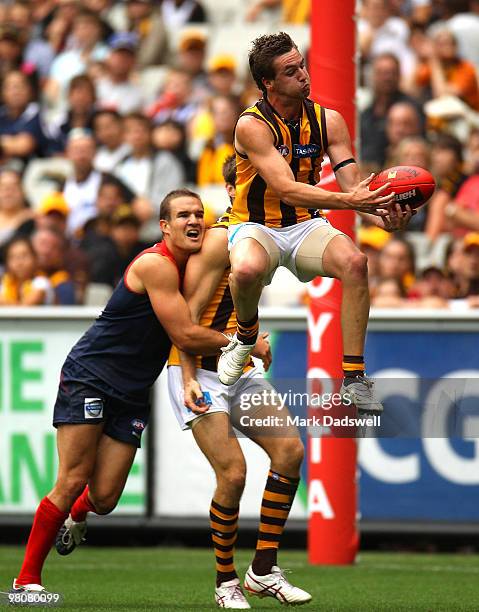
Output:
(71, 486), (96, 522)
(16, 497), (68, 586)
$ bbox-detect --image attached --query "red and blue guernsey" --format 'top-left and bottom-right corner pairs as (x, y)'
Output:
(65, 241), (179, 404)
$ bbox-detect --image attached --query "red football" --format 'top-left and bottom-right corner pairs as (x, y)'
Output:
(369, 166), (436, 209)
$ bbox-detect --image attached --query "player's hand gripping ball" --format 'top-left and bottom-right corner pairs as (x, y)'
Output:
(369, 166), (435, 209)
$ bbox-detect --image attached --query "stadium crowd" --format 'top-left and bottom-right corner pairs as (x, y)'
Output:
(0, 0), (479, 310)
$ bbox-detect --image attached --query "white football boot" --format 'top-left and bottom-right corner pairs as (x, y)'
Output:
(55, 515), (87, 555)
(11, 580), (46, 593)
(244, 565), (312, 605)
(218, 335), (255, 386)
(340, 375), (383, 415)
(215, 578), (251, 609)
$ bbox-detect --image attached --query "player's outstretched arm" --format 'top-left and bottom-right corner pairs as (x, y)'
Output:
(131, 254), (229, 354)
(235, 115), (394, 214)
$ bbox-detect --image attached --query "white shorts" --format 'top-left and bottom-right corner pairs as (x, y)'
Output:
(167, 365), (278, 430)
(227, 218), (345, 285)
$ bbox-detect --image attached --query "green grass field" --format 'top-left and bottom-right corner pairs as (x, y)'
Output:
(1, 546), (479, 611)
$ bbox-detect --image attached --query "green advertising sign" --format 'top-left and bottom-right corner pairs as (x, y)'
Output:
(0, 316), (145, 515)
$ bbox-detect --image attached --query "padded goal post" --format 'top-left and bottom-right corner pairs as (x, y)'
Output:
(307, 0), (359, 564)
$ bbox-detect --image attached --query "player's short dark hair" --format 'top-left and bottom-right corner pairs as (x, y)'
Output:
(249, 32), (297, 96)
(222, 154), (236, 186)
(159, 189), (202, 221)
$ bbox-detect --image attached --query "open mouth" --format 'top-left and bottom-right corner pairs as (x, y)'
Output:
(186, 229), (200, 239)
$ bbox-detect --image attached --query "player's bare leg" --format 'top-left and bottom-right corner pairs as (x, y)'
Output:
(192, 412), (250, 609)
(303, 231), (382, 414)
(219, 236), (278, 386)
(56, 435), (137, 555)
(13, 424), (103, 591)
(234, 405), (312, 606)
(229, 238), (270, 321)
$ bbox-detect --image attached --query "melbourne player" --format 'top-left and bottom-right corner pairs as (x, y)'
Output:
(218, 32), (412, 412)
(10, 190), (239, 598)
(167, 156), (311, 608)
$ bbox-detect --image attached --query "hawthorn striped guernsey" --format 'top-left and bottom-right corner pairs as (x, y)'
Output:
(230, 97), (328, 228)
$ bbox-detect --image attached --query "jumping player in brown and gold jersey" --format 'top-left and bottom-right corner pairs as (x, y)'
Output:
(218, 32), (413, 414)
(167, 156), (312, 608)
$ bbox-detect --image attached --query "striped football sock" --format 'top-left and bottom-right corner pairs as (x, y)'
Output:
(252, 470), (299, 576)
(210, 500), (239, 587)
(236, 312), (259, 345)
(342, 355), (365, 382)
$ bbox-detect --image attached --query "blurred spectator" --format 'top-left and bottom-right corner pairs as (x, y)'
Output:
(246, 0), (310, 23)
(80, 204), (148, 287)
(96, 177), (128, 219)
(197, 95), (239, 186)
(207, 55), (238, 97)
(452, 233), (479, 298)
(358, 224), (391, 291)
(425, 134), (468, 240)
(371, 277), (406, 307)
(152, 119), (195, 183)
(414, 28), (479, 110)
(160, 0), (207, 28)
(384, 100), (423, 166)
(0, 236), (53, 305)
(0, 70), (46, 166)
(116, 0), (168, 69)
(93, 110), (131, 173)
(392, 135), (429, 168)
(8, 1), (57, 79)
(377, 236), (416, 293)
(389, 0), (432, 25)
(464, 127), (479, 175)
(176, 30), (208, 101)
(0, 169), (34, 260)
(45, 9), (109, 108)
(62, 129), (104, 235)
(361, 53), (423, 168)
(96, 32), (144, 114)
(392, 135), (430, 230)
(0, 25), (27, 80)
(47, 74), (97, 153)
(447, 0), (479, 66)
(35, 192), (69, 235)
(148, 68), (198, 126)
(31, 227), (80, 304)
(83, 0), (115, 41)
(410, 265), (456, 301)
(437, 176), (479, 237)
(114, 112), (184, 219)
(358, 0), (416, 79)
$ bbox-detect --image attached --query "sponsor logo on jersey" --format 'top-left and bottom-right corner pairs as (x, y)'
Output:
(84, 398), (103, 419)
(292, 143), (322, 158)
(277, 145), (290, 157)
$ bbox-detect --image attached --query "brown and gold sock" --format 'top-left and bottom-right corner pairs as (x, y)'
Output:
(342, 355), (365, 384)
(210, 500), (239, 587)
(236, 312), (259, 345)
(252, 470), (299, 576)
